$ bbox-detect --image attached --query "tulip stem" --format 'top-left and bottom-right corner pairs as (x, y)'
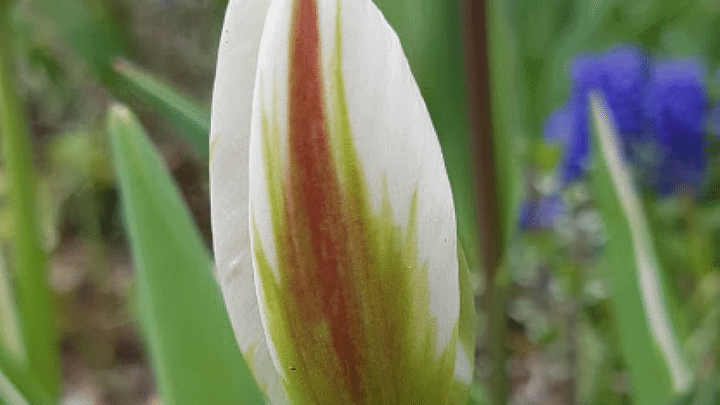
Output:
(463, 0), (515, 403)
(464, 0), (501, 285)
(464, 0), (521, 402)
(488, 269), (509, 404)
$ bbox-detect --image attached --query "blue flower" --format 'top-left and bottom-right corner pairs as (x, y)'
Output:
(575, 47), (649, 143)
(543, 103), (583, 183)
(546, 45), (649, 184)
(519, 196), (565, 231)
(546, 46), (712, 196)
(644, 59), (708, 194)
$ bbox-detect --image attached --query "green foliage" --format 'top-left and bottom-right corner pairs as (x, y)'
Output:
(467, 382), (488, 405)
(589, 92), (692, 405)
(487, 0), (524, 244)
(0, 254), (23, 372)
(35, 0), (211, 158)
(668, 375), (720, 405)
(506, 1), (720, 400)
(114, 59), (210, 157)
(0, 17), (57, 402)
(35, 0), (129, 83)
(0, 352), (52, 405)
(0, 367), (29, 405)
(108, 103), (264, 404)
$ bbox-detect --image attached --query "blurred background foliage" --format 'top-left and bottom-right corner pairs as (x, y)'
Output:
(502, 0), (720, 404)
(0, 0), (718, 404)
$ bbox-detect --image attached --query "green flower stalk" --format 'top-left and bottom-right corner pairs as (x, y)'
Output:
(209, 0), (473, 403)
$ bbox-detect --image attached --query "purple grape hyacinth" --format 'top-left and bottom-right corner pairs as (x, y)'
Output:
(544, 45), (710, 195)
(645, 59), (708, 194)
(519, 195), (565, 231)
(546, 46), (649, 184)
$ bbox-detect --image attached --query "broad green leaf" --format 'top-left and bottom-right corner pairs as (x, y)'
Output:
(588, 91), (693, 405)
(0, 18), (57, 400)
(114, 59), (210, 157)
(108, 103), (264, 404)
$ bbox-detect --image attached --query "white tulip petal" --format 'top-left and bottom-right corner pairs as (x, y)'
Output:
(214, 0), (463, 402)
(210, 0), (289, 403)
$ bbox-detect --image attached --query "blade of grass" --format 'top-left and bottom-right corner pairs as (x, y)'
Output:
(108, 103), (264, 404)
(0, 253), (25, 367)
(0, 9), (57, 401)
(588, 91), (693, 405)
(113, 59), (210, 158)
(0, 367), (28, 405)
(0, 352), (52, 405)
(36, 0), (210, 157)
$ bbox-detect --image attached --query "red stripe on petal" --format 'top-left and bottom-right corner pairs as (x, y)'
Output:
(286, 0), (363, 400)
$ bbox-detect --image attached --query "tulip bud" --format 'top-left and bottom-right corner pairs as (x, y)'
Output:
(210, 0), (472, 403)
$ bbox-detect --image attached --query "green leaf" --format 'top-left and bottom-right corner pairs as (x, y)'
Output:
(588, 91), (693, 405)
(487, 0), (524, 243)
(0, 254), (25, 369)
(0, 1), (16, 17)
(510, 0), (573, 60)
(107, 103), (264, 404)
(544, 0), (616, 109)
(35, 0), (129, 83)
(533, 142), (563, 173)
(467, 382), (488, 405)
(666, 375), (720, 405)
(486, 4), (523, 400)
(0, 17), (57, 401)
(114, 59), (210, 157)
(0, 352), (52, 405)
(0, 367), (28, 405)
